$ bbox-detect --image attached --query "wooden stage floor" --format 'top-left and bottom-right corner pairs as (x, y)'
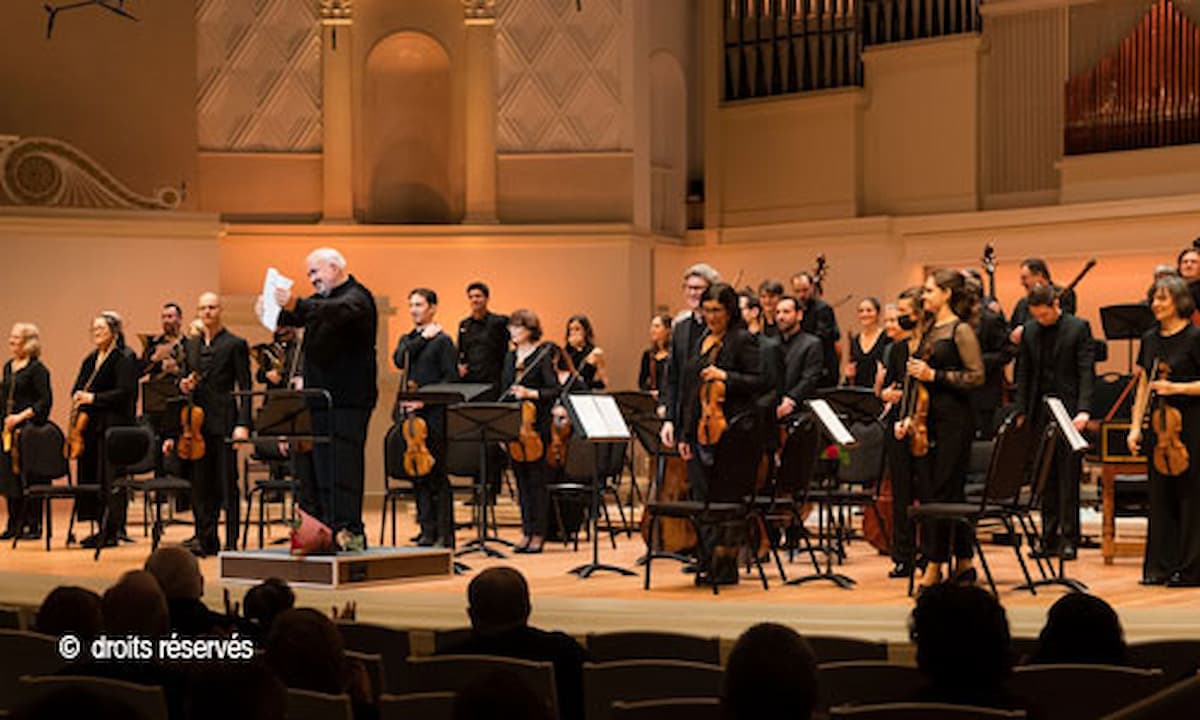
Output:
(0, 501), (1195, 645)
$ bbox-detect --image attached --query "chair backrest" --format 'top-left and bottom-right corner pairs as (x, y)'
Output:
(0, 631), (66, 709)
(18, 674), (168, 720)
(431, 627), (473, 654)
(338, 622), (411, 694)
(379, 691), (456, 720)
(105, 424), (155, 475)
(17, 422), (69, 484)
(981, 413), (1035, 504)
(384, 423), (409, 480)
(611, 697), (722, 720)
(583, 660), (723, 720)
(817, 661), (926, 711)
(345, 650), (387, 702)
(829, 702), (1027, 719)
(1102, 675), (1200, 720)
(807, 636), (889, 664)
(284, 687), (354, 720)
(1008, 664), (1166, 719)
(406, 654), (558, 719)
(585, 632), (721, 665)
(1127, 639), (1200, 684)
(0, 607), (21, 630)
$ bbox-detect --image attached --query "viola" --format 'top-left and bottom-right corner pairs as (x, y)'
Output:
(176, 372), (207, 461)
(1150, 361), (1189, 476)
(509, 400), (545, 463)
(547, 404), (571, 470)
(697, 377), (727, 447)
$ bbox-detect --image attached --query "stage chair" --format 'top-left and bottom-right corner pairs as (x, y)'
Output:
(337, 622), (412, 694)
(379, 691), (455, 720)
(806, 635), (888, 664)
(611, 697), (721, 720)
(379, 423), (416, 547)
(0, 631), (63, 711)
(829, 702), (1026, 719)
(1102, 675), (1200, 720)
(1007, 664), (1166, 719)
(583, 659), (723, 720)
(284, 687), (353, 720)
(108, 425), (190, 553)
(1127, 639), (1200, 683)
(817, 661), (926, 712)
(406, 654), (558, 719)
(585, 631), (720, 665)
(345, 650), (386, 703)
(241, 438), (297, 549)
(18, 675), (167, 720)
(12, 422), (103, 554)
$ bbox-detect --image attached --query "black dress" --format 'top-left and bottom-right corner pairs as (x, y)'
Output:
(0, 358), (52, 496)
(918, 320), (984, 564)
(72, 346), (139, 524)
(501, 343), (558, 538)
(566, 344), (605, 390)
(882, 340), (920, 566)
(638, 348), (669, 394)
(847, 331), (890, 389)
(1138, 324), (1200, 582)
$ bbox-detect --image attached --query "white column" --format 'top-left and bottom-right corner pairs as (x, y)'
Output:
(320, 0), (354, 221)
(462, 0), (499, 223)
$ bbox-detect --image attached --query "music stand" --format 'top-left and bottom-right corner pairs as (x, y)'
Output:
(1017, 396), (1090, 594)
(787, 398), (857, 589)
(1101, 304), (1156, 373)
(612, 391), (659, 528)
(564, 394), (636, 578)
(447, 402), (521, 559)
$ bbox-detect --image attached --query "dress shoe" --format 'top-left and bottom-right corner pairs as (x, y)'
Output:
(951, 567), (978, 586)
(416, 533), (436, 547)
(889, 561), (913, 579)
(17, 529), (42, 541)
(0, 529), (16, 541)
(81, 534), (118, 549)
(1140, 575), (1167, 586)
(1060, 544), (1077, 562)
(1167, 572), (1200, 588)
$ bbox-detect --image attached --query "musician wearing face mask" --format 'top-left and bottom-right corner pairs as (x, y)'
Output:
(879, 288), (924, 578)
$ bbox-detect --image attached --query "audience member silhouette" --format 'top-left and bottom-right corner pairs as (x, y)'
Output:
(34, 585), (103, 639)
(240, 577), (295, 646)
(451, 669), (553, 720)
(186, 661), (287, 720)
(144, 546), (233, 635)
(438, 566), (588, 720)
(1031, 593), (1127, 666)
(722, 622), (818, 720)
(11, 686), (148, 720)
(264, 608), (374, 719)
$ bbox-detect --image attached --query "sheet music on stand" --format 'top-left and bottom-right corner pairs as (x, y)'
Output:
(567, 395), (630, 441)
(1047, 396), (1090, 453)
(807, 399), (857, 447)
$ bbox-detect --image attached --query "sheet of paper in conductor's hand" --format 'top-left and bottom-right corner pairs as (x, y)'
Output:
(258, 267), (295, 332)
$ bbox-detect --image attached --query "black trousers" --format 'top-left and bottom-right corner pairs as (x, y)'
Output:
(185, 433), (238, 550)
(885, 432), (919, 564)
(513, 460), (548, 537)
(1039, 431), (1081, 550)
(414, 470), (453, 542)
(919, 406), (975, 564)
(1145, 433), (1200, 582)
(309, 407), (371, 536)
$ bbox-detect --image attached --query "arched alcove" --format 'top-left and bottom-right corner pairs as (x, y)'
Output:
(649, 51), (687, 236)
(362, 32), (456, 223)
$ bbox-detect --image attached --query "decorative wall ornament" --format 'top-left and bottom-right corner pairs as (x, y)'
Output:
(496, 0), (628, 152)
(44, 1), (137, 40)
(462, 0), (496, 19)
(196, 0), (322, 152)
(0, 136), (182, 210)
(319, 0), (353, 23)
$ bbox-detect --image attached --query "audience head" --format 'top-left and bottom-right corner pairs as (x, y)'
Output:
(188, 661), (287, 720)
(910, 584), (1012, 700)
(34, 585), (103, 639)
(452, 669), (552, 720)
(243, 578), (296, 638)
(102, 570), (169, 637)
(467, 566), (531, 634)
(723, 623), (818, 720)
(144, 546), (204, 601)
(1033, 593), (1126, 666)
(265, 608), (347, 695)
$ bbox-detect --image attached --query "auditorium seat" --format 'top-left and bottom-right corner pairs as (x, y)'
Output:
(406, 654), (558, 719)
(0, 631), (64, 711)
(806, 635), (889, 663)
(1102, 675), (1200, 720)
(432, 627), (473, 654)
(1010, 637), (1041, 665)
(284, 688), (353, 720)
(611, 697), (721, 720)
(585, 631), (721, 664)
(0, 607), (20, 630)
(816, 661), (926, 712)
(829, 702), (1026, 719)
(582, 659), (723, 720)
(1007, 664), (1166, 719)
(1126, 639), (1200, 683)
(345, 650), (386, 702)
(379, 691), (455, 720)
(337, 622), (411, 694)
(17, 675), (167, 720)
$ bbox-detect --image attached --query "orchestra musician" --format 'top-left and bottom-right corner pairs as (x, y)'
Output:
(392, 288), (457, 548)
(758, 280), (785, 338)
(965, 269), (1015, 439)
(564, 314), (608, 390)
(169, 293), (251, 556)
(660, 263), (720, 451)
(775, 296), (823, 422)
(502, 309), (558, 555)
(901, 270), (985, 590)
(1177, 243), (1200, 326)
(637, 313), (672, 399)
(1013, 285), (1096, 561)
(457, 281), (509, 400)
(879, 288), (923, 578)
(139, 302), (184, 476)
(273, 248), (379, 548)
(1127, 276), (1200, 587)
(675, 282), (765, 586)
(790, 271), (840, 389)
(254, 326), (299, 390)
(71, 311), (139, 549)
(1009, 258), (1077, 345)
(739, 292), (765, 336)
(1, 323), (51, 540)
(844, 297), (888, 393)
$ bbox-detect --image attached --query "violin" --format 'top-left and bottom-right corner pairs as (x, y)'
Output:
(696, 334), (728, 447)
(65, 407), (87, 460)
(1150, 360), (1189, 476)
(547, 404), (572, 470)
(899, 336), (930, 458)
(402, 413), (435, 477)
(176, 372), (207, 461)
(510, 400), (545, 463)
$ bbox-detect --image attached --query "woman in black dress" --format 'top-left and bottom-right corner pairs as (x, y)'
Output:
(564, 314), (607, 390)
(638, 313), (672, 398)
(71, 311), (139, 548)
(845, 297), (890, 392)
(1, 323), (52, 539)
(1127, 275), (1200, 586)
(903, 270), (984, 589)
(502, 309), (558, 554)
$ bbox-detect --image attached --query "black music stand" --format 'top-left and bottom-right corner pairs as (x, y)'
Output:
(1017, 396), (1090, 594)
(564, 394), (636, 578)
(448, 402), (521, 559)
(1101, 304), (1156, 373)
(615, 398), (692, 567)
(612, 390), (659, 527)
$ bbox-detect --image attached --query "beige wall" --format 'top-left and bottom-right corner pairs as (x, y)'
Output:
(497, 154), (634, 223)
(195, 154), (323, 221)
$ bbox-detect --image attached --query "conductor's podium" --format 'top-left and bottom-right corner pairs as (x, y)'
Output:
(218, 546), (454, 588)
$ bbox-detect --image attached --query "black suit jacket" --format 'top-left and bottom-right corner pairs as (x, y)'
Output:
(180, 329), (252, 436)
(1014, 314), (1096, 418)
(780, 331), (824, 406)
(973, 307), (1016, 412)
(801, 298), (840, 388)
(662, 312), (705, 424)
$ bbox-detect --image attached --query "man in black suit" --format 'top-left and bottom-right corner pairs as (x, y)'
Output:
(790, 271), (840, 388)
(439, 567), (589, 720)
(1009, 257), (1078, 344)
(173, 292), (251, 556)
(775, 296), (824, 421)
(659, 263), (719, 450)
(1013, 285), (1095, 559)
